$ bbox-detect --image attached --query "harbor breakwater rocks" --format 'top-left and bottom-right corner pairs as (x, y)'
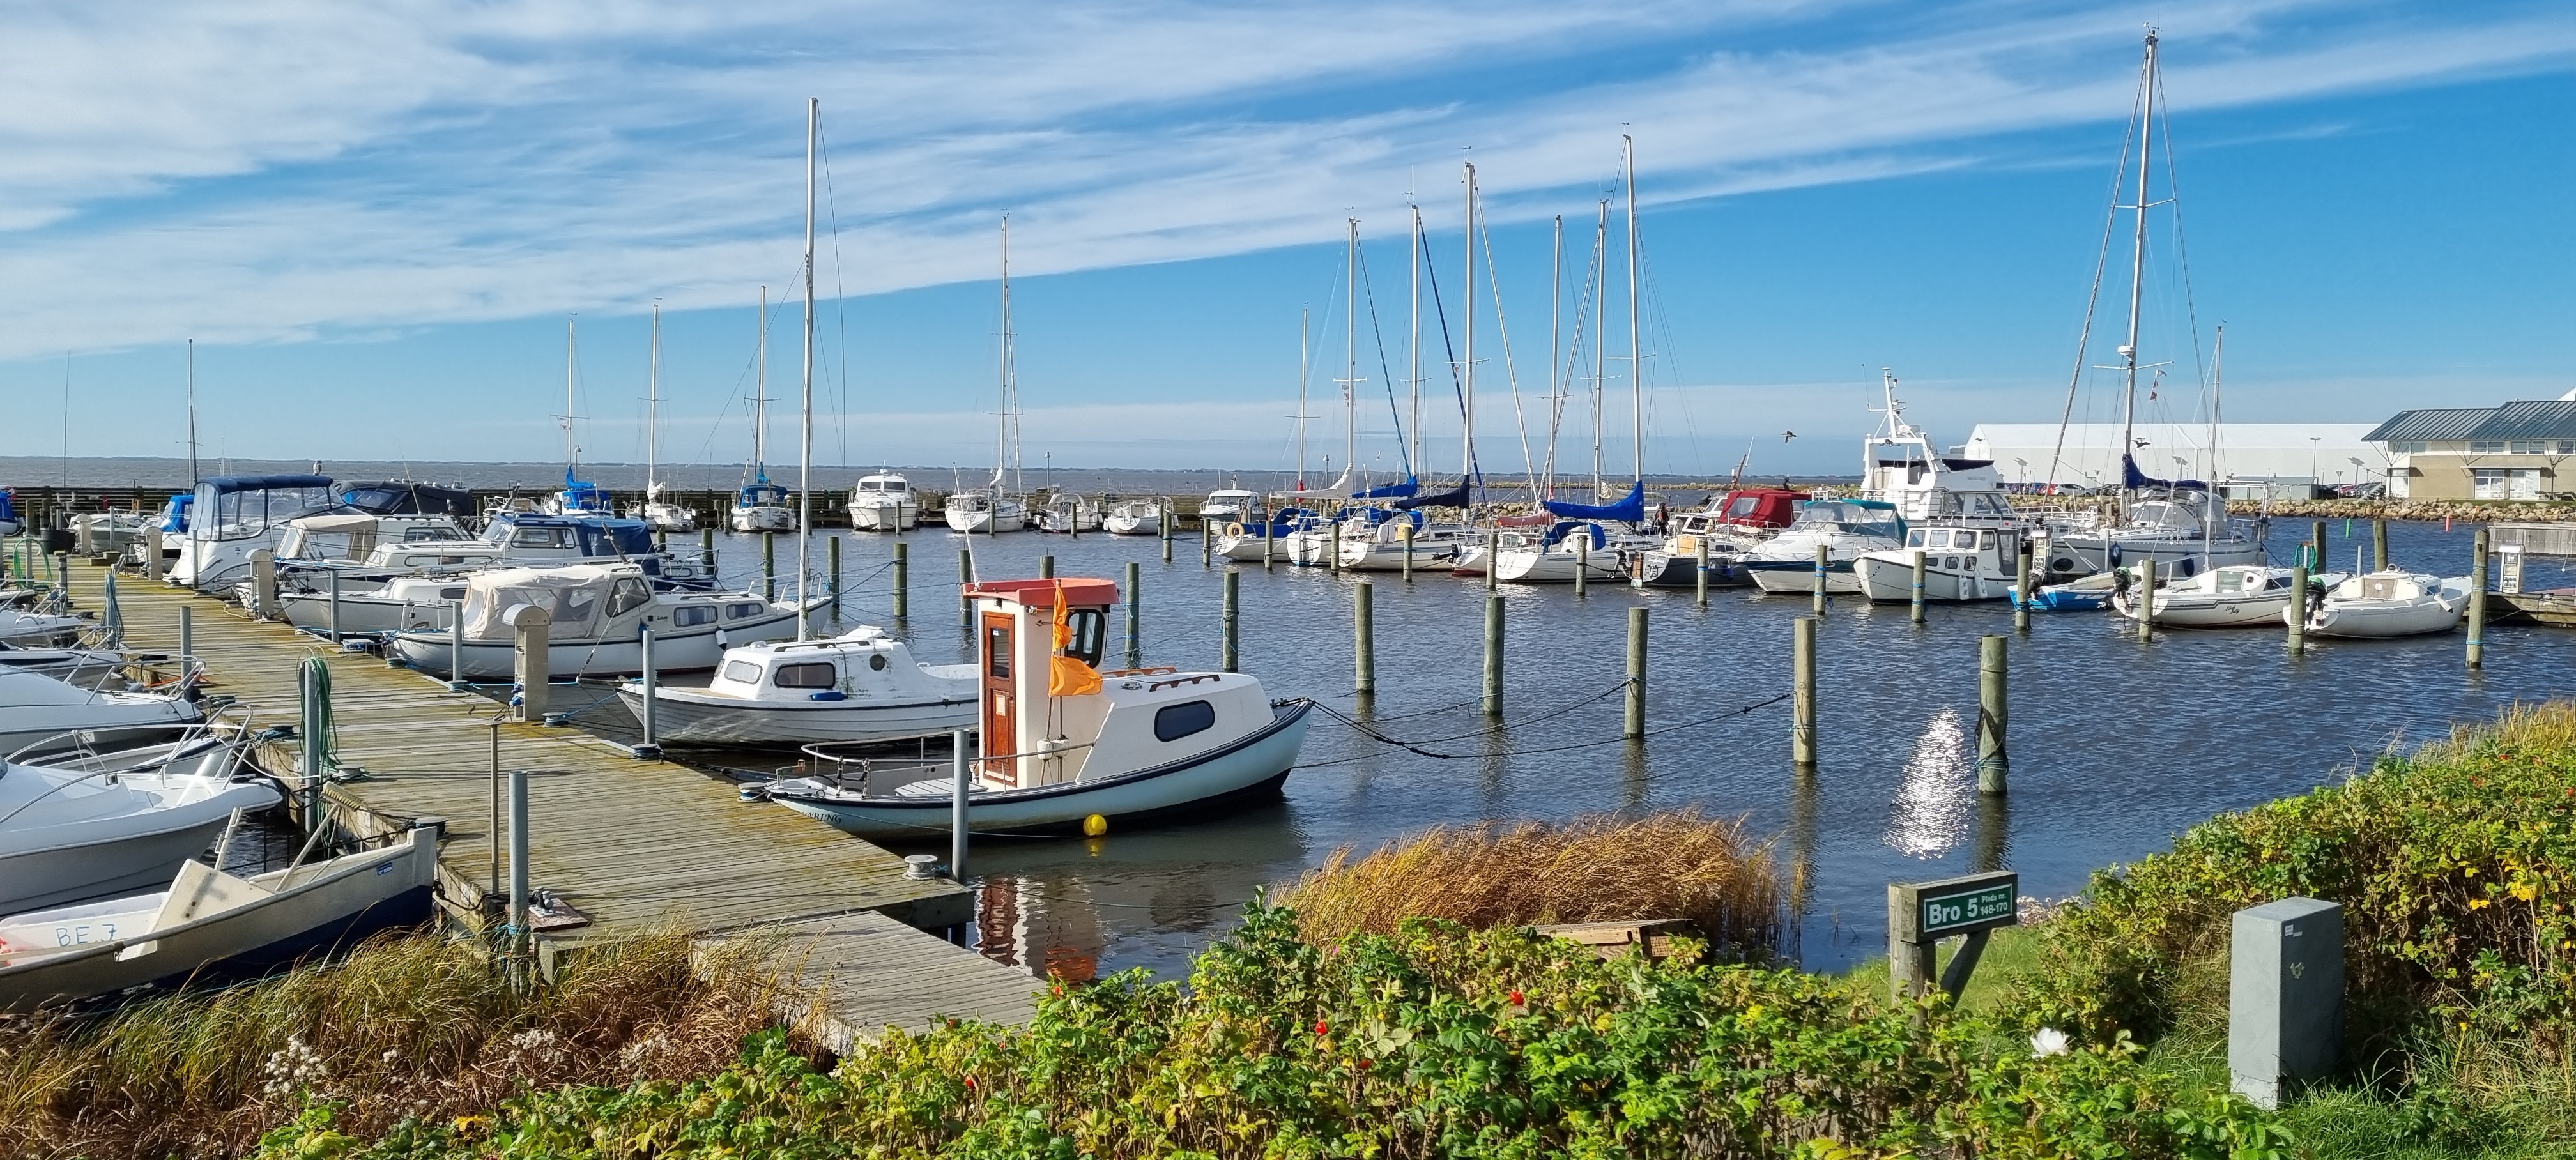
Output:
(2004, 494), (2576, 524)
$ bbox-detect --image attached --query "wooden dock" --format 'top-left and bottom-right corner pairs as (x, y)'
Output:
(56, 561), (1039, 1034)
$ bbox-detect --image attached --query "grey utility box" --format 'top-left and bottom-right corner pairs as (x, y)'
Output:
(2229, 897), (2345, 1109)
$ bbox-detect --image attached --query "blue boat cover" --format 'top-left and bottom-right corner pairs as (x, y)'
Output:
(158, 494), (192, 533)
(1396, 480), (1471, 510)
(201, 474), (332, 495)
(1354, 475), (1419, 500)
(0, 488), (15, 526)
(2120, 454), (2209, 492)
(1542, 480), (1645, 522)
(1543, 520), (1608, 549)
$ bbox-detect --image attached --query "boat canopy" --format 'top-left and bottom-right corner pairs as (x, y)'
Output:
(458, 565), (653, 642)
(342, 481), (473, 518)
(1353, 475), (1418, 500)
(1542, 480), (1645, 523)
(156, 494), (193, 533)
(2120, 453), (2209, 492)
(0, 489), (14, 527)
(1542, 520), (1609, 549)
(480, 512), (657, 557)
(556, 478), (611, 512)
(1789, 499), (1905, 538)
(190, 475), (337, 542)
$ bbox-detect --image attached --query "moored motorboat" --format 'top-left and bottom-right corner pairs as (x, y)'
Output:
(2113, 564), (2326, 629)
(747, 577), (1309, 838)
(1338, 516), (1473, 570)
(1852, 526), (2023, 603)
(0, 733), (278, 915)
(1629, 487), (1803, 589)
(387, 564), (804, 680)
(0, 669), (204, 759)
(1741, 500), (1906, 594)
(1103, 500), (1162, 537)
(846, 473), (919, 531)
(1033, 492), (1103, 533)
(2295, 571), (2471, 639)
(617, 626), (976, 746)
(2019, 570), (2119, 611)
(0, 608), (88, 648)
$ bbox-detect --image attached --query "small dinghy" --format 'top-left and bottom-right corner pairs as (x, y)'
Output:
(0, 820), (439, 1009)
(0, 733), (279, 914)
(2018, 570), (2119, 611)
(2114, 565), (2340, 629)
(618, 626), (976, 747)
(2295, 571), (2472, 639)
(747, 577), (1310, 839)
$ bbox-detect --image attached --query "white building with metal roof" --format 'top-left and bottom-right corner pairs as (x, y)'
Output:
(2367, 399), (2576, 500)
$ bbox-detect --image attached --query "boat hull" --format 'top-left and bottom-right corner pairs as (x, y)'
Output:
(1492, 549), (1623, 584)
(730, 507), (797, 533)
(1744, 559), (1862, 594)
(387, 607), (803, 680)
(1630, 551), (1755, 589)
(765, 702), (1310, 839)
(847, 500), (919, 531)
(1851, 554), (2013, 603)
(617, 686), (976, 746)
(2299, 595), (2467, 638)
(1103, 514), (1161, 536)
(0, 779), (279, 915)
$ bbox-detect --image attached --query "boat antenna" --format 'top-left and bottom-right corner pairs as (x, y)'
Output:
(797, 96), (816, 641)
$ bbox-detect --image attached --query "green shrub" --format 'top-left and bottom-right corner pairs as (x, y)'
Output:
(2024, 701), (2576, 1059)
(259, 899), (2283, 1159)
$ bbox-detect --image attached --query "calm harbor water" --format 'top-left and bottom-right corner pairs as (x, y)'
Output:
(594, 519), (2570, 978)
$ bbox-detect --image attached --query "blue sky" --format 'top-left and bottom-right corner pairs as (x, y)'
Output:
(1, 0), (2569, 478)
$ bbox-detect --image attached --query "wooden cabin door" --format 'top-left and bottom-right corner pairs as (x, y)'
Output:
(981, 611), (1015, 783)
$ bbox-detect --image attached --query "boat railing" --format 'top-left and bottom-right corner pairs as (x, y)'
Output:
(793, 731), (1101, 795)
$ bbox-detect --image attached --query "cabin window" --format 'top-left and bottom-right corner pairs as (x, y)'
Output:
(722, 661), (762, 684)
(1905, 530), (1928, 549)
(440, 587), (467, 602)
(1153, 700), (1216, 742)
(774, 662), (836, 689)
(404, 556), (433, 566)
(726, 603), (763, 620)
(1064, 609), (1106, 666)
(512, 527), (567, 548)
(985, 627), (1011, 678)
(673, 606), (716, 627)
(402, 528), (446, 542)
(868, 653), (888, 671)
(606, 578), (652, 617)
(1725, 495), (1759, 518)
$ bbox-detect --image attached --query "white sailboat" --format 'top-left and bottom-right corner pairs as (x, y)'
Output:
(946, 216), (1031, 534)
(548, 319), (614, 517)
(732, 287), (797, 533)
(635, 305), (698, 532)
(1103, 499), (1162, 536)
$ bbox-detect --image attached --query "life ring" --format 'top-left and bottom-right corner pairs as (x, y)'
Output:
(1225, 522), (1246, 537)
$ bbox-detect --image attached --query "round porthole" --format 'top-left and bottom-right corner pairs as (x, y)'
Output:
(868, 653), (888, 671)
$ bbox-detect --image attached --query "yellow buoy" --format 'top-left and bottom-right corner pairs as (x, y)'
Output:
(1082, 813), (1109, 837)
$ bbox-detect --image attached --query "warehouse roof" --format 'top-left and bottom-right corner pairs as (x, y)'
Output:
(2365, 409), (2496, 443)
(2472, 401), (2576, 441)
(2368, 402), (2576, 444)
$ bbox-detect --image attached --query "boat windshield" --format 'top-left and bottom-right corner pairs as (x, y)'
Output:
(190, 477), (337, 543)
(1791, 501), (1900, 538)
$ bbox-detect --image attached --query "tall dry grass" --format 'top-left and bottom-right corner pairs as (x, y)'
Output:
(0, 929), (783, 1160)
(1276, 808), (1782, 954)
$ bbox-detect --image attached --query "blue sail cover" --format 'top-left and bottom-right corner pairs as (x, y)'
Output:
(1353, 475), (1419, 500)
(1543, 520), (1608, 549)
(1542, 480), (1646, 522)
(1396, 480), (1470, 510)
(2120, 454), (2209, 492)
(0, 487), (16, 530)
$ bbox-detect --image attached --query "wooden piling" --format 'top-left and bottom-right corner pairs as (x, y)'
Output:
(1694, 538), (1710, 607)
(2013, 543), (2032, 632)
(1485, 530), (1500, 591)
(2311, 520), (2326, 569)
(1160, 500), (1173, 563)
(2135, 558), (2156, 642)
(893, 541), (909, 621)
(1624, 606), (1646, 740)
(1354, 581), (1375, 696)
(1221, 569), (1239, 673)
(2288, 563), (2309, 652)
(950, 733), (970, 884)
(762, 532), (777, 601)
(1575, 535), (1590, 596)
(958, 548), (974, 627)
(2468, 526), (2489, 669)
(1126, 560), (1142, 671)
(178, 604), (192, 663)
(702, 528), (715, 569)
(1791, 616), (1817, 766)
(1201, 520), (1213, 567)
(1263, 520), (1275, 569)
(508, 767), (531, 972)
(828, 535), (842, 620)
(1909, 549), (1926, 625)
(1039, 554), (1054, 580)
(2373, 518), (2389, 572)
(1482, 594), (1504, 715)
(1330, 521), (1343, 573)
(1400, 523), (1414, 581)
(1976, 635), (2007, 794)
(1812, 544), (1829, 617)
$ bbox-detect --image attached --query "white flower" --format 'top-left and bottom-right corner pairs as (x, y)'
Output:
(2030, 1027), (2071, 1058)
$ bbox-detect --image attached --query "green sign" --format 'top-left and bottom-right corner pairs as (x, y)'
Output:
(1920, 880), (2017, 938)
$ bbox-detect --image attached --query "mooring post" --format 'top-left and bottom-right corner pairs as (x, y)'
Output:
(1160, 500), (1174, 563)
(1792, 616), (1818, 766)
(1354, 580), (1376, 696)
(1909, 549), (1927, 625)
(2013, 543), (2032, 633)
(487, 720), (503, 905)
(447, 600), (466, 687)
(701, 527), (715, 569)
(1695, 537), (1710, 607)
(950, 729), (970, 883)
(1977, 634), (2007, 794)
(328, 568), (343, 642)
(144, 527), (165, 581)
(1329, 520), (1343, 574)
(893, 540), (910, 621)
(1575, 534), (1590, 596)
(250, 548), (277, 620)
(178, 604), (194, 668)
(1221, 569), (1239, 673)
(2288, 563), (2310, 652)
(1039, 554), (1055, 580)
(827, 535), (842, 621)
(509, 604), (551, 724)
(2310, 520), (2326, 569)
(2136, 558), (2156, 642)
(2373, 518), (2388, 572)
(1625, 606), (1647, 739)
(1202, 519), (1213, 567)
(297, 657), (328, 832)
(958, 548), (975, 627)
(1480, 530), (1499, 591)
(507, 767), (531, 977)
(1124, 560), (1142, 670)
(1812, 544), (1830, 617)
(1482, 594), (1504, 715)
(1262, 519), (1275, 569)
(1400, 523), (1414, 581)
(762, 532), (777, 601)
(2467, 526), (2490, 669)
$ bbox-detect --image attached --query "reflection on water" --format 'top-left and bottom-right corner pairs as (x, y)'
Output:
(558, 521), (2576, 975)
(1885, 707), (1972, 859)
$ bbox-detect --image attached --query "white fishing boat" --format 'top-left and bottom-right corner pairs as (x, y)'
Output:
(1852, 526), (2024, 603)
(748, 577), (1310, 839)
(2112, 565), (2324, 629)
(846, 473), (919, 531)
(618, 627), (975, 747)
(385, 564), (803, 680)
(0, 821), (439, 1009)
(1033, 492), (1103, 534)
(1742, 500), (1907, 594)
(1629, 487), (1804, 588)
(274, 575), (467, 637)
(0, 733), (277, 915)
(1103, 500), (1162, 537)
(2295, 571), (2471, 639)
(0, 669), (203, 759)
(1338, 517), (1473, 570)
(1491, 521), (1628, 584)
(166, 475), (339, 590)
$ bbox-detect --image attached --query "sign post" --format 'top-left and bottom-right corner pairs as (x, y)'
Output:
(1889, 870), (2019, 1002)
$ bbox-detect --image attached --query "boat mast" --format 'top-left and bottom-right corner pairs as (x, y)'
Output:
(1592, 199), (1607, 498)
(564, 316), (579, 479)
(755, 286), (768, 485)
(1295, 308), (1309, 489)
(1462, 160), (1477, 507)
(2118, 29), (2158, 523)
(1408, 205), (1422, 480)
(797, 96), (816, 640)
(1547, 214), (1560, 498)
(1625, 134), (1643, 489)
(185, 339), (199, 486)
(996, 215), (1011, 494)
(646, 304), (660, 497)
(1344, 216), (1359, 494)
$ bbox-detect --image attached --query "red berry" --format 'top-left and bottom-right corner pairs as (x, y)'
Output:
(1508, 989), (1524, 1005)
(964, 1076), (977, 1090)
(1314, 1019), (1329, 1036)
